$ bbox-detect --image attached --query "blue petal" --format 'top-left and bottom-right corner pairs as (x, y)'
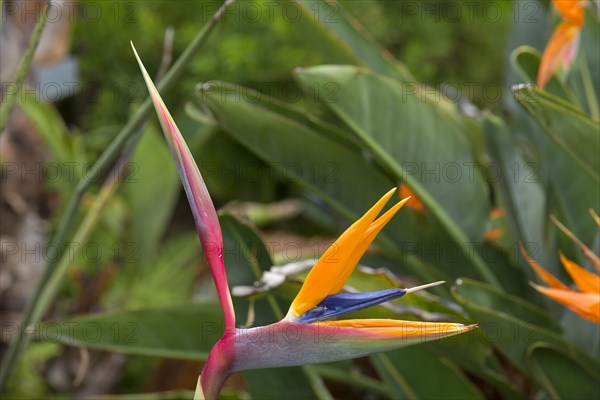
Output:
(296, 288), (407, 323)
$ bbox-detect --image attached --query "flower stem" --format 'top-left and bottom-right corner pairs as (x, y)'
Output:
(0, 2), (48, 133)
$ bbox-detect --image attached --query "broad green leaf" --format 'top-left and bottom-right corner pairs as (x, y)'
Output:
(542, 134), (599, 251)
(483, 112), (547, 291)
(506, 12), (599, 250)
(201, 82), (393, 220)
(197, 81), (361, 150)
(295, 66), (497, 286)
(581, 11), (600, 94)
(242, 369), (320, 400)
(526, 343), (600, 400)
(296, 66), (489, 240)
(124, 125), (179, 266)
(483, 113), (545, 249)
(475, 241), (534, 298)
(429, 332), (527, 400)
(513, 85), (600, 183)
(201, 82), (439, 284)
(290, 0), (467, 124)
(560, 303), (600, 358)
(570, 11), (600, 118)
(311, 363), (389, 397)
(37, 303), (223, 359)
(290, 0), (411, 80)
(454, 278), (558, 330)
(505, 126), (598, 257)
(372, 347), (484, 400)
(509, 85), (599, 248)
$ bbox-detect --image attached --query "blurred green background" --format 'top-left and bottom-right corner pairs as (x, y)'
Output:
(2, 0), (599, 398)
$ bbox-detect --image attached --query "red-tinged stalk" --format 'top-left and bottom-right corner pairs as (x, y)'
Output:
(132, 43), (235, 329)
(200, 332), (236, 400)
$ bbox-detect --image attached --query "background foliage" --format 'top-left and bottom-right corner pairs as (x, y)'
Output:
(3, 0), (599, 399)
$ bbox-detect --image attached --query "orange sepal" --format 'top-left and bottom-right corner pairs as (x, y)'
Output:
(531, 283), (600, 323)
(537, 21), (581, 90)
(521, 244), (569, 290)
(553, 0), (585, 27)
(559, 252), (600, 294)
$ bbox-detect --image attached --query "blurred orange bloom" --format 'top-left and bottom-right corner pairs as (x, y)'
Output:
(398, 183), (427, 214)
(553, 0), (585, 26)
(537, 1), (586, 89)
(523, 247), (600, 323)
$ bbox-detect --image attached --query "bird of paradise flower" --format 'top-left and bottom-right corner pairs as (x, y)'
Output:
(131, 43), (477, 399)
(522, 214), (600, 323)
(537, 0), (587, 89)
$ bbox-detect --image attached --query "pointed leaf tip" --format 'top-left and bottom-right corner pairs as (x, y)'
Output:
(132, 44), (235, 329)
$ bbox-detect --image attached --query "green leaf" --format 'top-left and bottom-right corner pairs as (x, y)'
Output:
(37, 303), (223, 360)
(570, 11), (600, 118)
(509, 84), (599, 248)
(454, 278), (558, 330)
(513, 85), (600, 183)
(560, 307), (600, 358)
(296, 66), (489, 240)
(201, 82), (393, 219)
(291, 0), (411, 80)
(242, 369), (319, 400)
(483, 113), (545, 248)
(201, 82), (439, 284)
(295, 66), (497, 286)
(526, 343), (600, 400)
(372, 347), (484, 400)
(124, 125), (180, 266)
(429, 332), (527, 400)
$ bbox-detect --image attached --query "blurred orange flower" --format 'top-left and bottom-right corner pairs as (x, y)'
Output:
(521, 211), (600, 324)
(398, 183), (427, 214)
(525, 250), (599, 323)
(537, 0), (587, 89)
